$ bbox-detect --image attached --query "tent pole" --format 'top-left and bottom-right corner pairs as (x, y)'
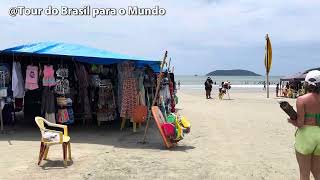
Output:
(141, 51), (168, 144)
(267, 73), (270, 98)
(0, 53), (3, 133)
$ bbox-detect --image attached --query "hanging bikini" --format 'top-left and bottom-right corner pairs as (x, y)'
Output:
(42, 65), (56, 87)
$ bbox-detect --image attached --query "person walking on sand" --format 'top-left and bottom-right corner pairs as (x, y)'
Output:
(276, 83), (279, 97)
(178, 80), (181, 90)
(204, 77), (213, 99)
(263, 81), (266, 91)
(288, 70), (320, 180)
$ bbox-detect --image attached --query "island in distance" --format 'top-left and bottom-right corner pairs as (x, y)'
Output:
(206, 69), (261, 76)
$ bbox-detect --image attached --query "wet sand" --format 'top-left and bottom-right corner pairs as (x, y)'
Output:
(0, 88), (300, 180)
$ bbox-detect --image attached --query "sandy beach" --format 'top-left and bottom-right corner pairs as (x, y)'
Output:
(0, 88), (300, 180)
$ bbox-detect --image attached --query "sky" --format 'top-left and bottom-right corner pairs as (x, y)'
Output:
(0, 0), (319, 76)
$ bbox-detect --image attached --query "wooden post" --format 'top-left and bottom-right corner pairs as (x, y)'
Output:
(141, 51), (168, 143)
(267, 73), (270, 98)
(0, 108), (3, 133)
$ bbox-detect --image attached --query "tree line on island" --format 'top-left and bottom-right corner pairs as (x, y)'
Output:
(206, 69), (261, 76)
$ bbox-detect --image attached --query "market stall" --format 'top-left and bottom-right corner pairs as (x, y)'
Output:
(280, 72), (307, 98)
(0, 42), (161, 132)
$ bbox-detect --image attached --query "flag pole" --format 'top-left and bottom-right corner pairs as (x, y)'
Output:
(266, 34), (270, 98)
(141, 51), (168, 144)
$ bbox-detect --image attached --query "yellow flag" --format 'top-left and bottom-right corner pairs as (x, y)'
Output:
(264, 34), (272, 74)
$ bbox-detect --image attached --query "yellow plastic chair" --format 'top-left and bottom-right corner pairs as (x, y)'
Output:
(35, 116), (71, 166)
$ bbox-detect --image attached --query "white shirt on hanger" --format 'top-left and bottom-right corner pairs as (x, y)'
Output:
(12, 61), (25, 98)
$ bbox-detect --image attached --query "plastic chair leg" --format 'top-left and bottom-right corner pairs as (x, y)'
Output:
(38, 142), (43, 163)
(68, 142), (72, 160)
(43, 146), (49, 160)
(38, 143), (46, 165)
(62, 143), (67, 166)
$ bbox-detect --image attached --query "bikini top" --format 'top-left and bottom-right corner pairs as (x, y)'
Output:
(305, 113), (320, 126)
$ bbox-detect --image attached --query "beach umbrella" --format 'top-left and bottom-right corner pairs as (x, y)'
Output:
(264, 34), (272, 98)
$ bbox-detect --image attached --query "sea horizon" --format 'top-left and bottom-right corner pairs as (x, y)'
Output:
(175, 75), (282, 90)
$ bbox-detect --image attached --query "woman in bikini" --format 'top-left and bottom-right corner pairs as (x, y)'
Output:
(288, 70), (320, 180)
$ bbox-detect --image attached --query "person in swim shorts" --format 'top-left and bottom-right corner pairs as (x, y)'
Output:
(288, 70), (320, 180)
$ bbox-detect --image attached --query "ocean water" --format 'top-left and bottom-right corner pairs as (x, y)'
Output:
(175, 75), (282, 90)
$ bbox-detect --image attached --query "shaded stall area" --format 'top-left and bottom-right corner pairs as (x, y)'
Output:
(0, 42), (161, 133)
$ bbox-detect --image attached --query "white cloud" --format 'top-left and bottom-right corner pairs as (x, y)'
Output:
(0, 0), (319, 75)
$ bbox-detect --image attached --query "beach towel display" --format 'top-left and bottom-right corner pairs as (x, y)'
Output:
(25, 65), (39, 90)
(12, 61), (25, 98)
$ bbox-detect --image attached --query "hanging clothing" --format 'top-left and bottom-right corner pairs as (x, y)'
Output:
(160, 85), (171, 103)
(75, 64), (91, 118)
(97, 79), (116, 122)
(0, 64), (11, 86)
(2, 103), (14, 125)
(41, 88), (56, 115)
(117, 62), (135, 112)
(134, 70), (146, 106)
(14, 98), (23, 111)
(55, 79), (70, 95)
(169, 81), (176, 113)
(0, 64), (10, 98)
(120, 78), (138, 118)
(45, 113), (56, 124)
(43, 65), (56, 87)
(12, 61), (25, 98)
(25, 65), (39, 90)
(57, 109), (69, 124)
(56, 98), (74, 124)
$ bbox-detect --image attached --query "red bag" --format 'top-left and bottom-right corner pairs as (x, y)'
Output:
(161, 123), (175, 138)
(132, 92), (148, 123)
(132, 105), (147, 123)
